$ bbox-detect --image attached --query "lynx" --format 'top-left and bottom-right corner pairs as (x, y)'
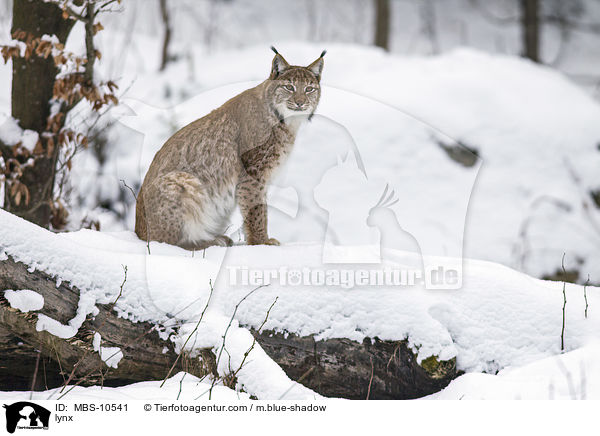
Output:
(135, 47), (325, 250)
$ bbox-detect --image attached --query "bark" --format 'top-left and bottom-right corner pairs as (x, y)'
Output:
(6, 0), (75, 227)
(374, 0), (390, 51)
(520, 0), (540, 62)
(0, 254), (456, 399)
(252, 331), (456, 399)
(83, 2), (96, 83)
(0, 325), (64, 390)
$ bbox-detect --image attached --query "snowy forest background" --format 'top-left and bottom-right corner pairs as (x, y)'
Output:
(2, 0), (600, 283)
(0, 0), (600, 401)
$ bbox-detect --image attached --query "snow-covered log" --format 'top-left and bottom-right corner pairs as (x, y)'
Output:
(1, 208), (598, 399)
(0, 252), (455, 398)
(0, 254), (215, 389)
(0, 260), (457, 398)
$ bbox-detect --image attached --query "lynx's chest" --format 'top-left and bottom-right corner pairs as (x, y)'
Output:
(240, 123), (298, 180)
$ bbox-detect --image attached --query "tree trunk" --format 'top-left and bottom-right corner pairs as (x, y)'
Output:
(5, 0), (75, 227)
(520, 0), (540, 62)
(159, 0), (172, 71)
(0, 254), (456, 398)
(419, 0), (439, 54)
(374, 0), (390, 51)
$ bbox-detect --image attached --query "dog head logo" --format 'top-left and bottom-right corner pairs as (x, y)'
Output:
(3, 402), (50, 433)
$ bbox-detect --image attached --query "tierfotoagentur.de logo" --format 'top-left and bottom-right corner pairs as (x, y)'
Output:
(3, 402), (50, 433)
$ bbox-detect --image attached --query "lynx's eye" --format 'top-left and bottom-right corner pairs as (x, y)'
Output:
(305, 86), (317, 93)
(282, 84), (295, 92)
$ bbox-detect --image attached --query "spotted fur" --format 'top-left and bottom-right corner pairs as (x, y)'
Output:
(135, 49), (325, 249)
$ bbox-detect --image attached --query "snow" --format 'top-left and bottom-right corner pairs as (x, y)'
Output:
(0, 372), (251, 402)
(1, 1), (600, 400)
(1, 207), (599, 399)
(40, 34), (59, 45)
(426, 341), (600, 400)
(20, 129), (39, 152)
(0, 113), (23, 145)
(3, 289), (44, 312)
(93, 332), (124, 369)
(0, 210), (320, 399)
(0, 113), (39, 151)
(62, 41), (600, 288)
(36, 314), (79, 338)
(99, 346), (123, 368)
(36, 292), (98, 339)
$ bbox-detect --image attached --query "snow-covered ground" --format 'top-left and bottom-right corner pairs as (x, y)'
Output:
(66, 41), (600, 284)
(427, 341), (600, 400)
(0, 372), (252, 402)
(1, 207), (599, 399)
(1, 2), (599, 283)
(1, 0), (600, 401)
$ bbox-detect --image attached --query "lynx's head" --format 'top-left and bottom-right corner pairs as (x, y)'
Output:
(267, 47), (325, 124)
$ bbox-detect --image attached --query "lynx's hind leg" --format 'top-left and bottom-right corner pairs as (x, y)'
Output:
(141, 171), (234, 249)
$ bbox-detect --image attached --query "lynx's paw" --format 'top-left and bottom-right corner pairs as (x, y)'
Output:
(247, 237), (280, 246)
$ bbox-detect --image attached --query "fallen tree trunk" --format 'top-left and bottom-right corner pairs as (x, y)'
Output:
(251, 331), (455, 400)
(0, 255), (214, 390)
(0, 255), (456, 398)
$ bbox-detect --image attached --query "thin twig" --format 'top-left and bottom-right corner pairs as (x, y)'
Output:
(386, 343), (401, 371)
(59, 353), (88, 394)
(584, 274), (590, 319)
(561, 253), (567, 352)
(96, 0), (121, 16)
(177, 372), (186, 400)
(46, 343), (66, 399)
(160, 280), (215, 387)
(29, 351), (41, 399)
(42, 357), (48, 391)
(226, 297), (279, 386)
(277, 367), (315, 400)
(207, 284), (268, 399)
(119, 179), (137, 201)
(59, 265), (128, 396)
(109, 265), (127, 311)
(56, 370), (93, 400)
(119, 179), (150, 254)
(366, 356), (374, 400)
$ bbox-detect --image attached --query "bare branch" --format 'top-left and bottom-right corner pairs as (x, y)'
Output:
(160, 280), (215, 387)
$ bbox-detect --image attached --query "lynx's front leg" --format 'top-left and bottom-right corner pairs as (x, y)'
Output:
(236, 176), (279, 246)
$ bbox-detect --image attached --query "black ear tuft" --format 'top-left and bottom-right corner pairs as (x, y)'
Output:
(307, 53), (325, 81)
(320, 49), (327, 58)
(270, 49), (290, 79)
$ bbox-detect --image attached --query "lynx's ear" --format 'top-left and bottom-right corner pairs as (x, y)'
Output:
(307, 50), (326, 81)
(270, 46), (290, 79)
